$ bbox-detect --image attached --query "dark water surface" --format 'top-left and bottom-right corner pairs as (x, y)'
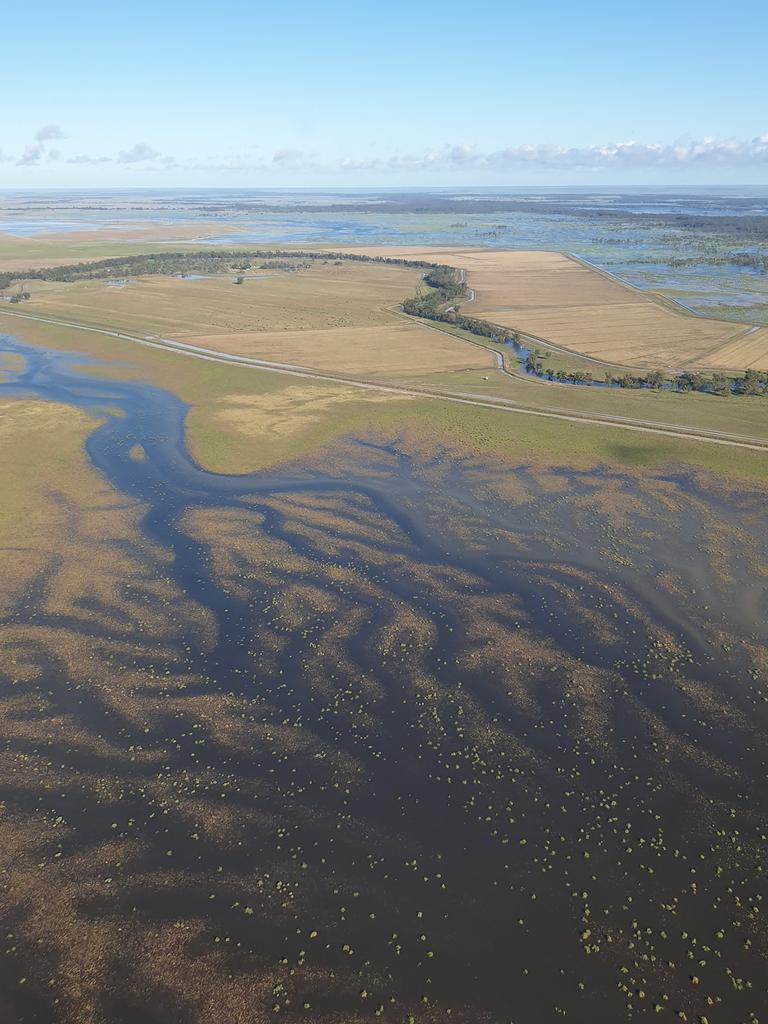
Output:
(1, 336), (767, 1023)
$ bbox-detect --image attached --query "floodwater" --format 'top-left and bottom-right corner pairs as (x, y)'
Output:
(3, 187), (767, 317)
(198, 208), (768, 320)
(0, 220), (111, 236)
(1, 335), (767, 1023)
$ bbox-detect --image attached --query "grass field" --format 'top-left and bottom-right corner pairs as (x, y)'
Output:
(338, 246), (768, 371)
(0, 398), (158, 608)
(17, 261), (494, 378)
(21, 261), (421, 334)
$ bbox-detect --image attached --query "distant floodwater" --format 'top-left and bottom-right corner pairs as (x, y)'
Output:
(1, 187), (766, 319)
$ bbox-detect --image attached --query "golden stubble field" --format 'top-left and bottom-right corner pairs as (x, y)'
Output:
(19, 260), (494, 378)
(337, 246), (768, 371)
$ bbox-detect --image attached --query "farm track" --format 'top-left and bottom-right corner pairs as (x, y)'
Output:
(2, 307), (768, 454)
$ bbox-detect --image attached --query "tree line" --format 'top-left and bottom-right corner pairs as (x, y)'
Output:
(525, 355), (768, 396)
(0, 249), (445, 293)
(401, 271), (521, 344)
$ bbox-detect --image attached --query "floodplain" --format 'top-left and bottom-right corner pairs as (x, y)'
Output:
(1, 209), (768, 1024)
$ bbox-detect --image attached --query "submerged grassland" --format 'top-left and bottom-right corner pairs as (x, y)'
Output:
(0, 361), (767, 1023)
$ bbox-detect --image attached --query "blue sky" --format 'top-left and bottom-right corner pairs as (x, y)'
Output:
(2, 0), (767, 187)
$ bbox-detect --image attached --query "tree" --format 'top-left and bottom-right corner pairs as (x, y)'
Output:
(675, 371), (707, 392)
(735, 369), (764, 396)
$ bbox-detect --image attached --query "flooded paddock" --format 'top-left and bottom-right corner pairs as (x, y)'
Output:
(0, 336), (767, 1023)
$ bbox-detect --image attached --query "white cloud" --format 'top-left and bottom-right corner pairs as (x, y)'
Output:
(374, 135), (768, 172)
(67, 154), (112, 165)
(115, 142), (161, 164)
(17, 143), (45, 166)
(272, 148), (305, 165)
(4, 130), (768, 177)
(513, 135), (768, 168)
(304, 134), (768, 174)
(171, 134), (768, 177)
(35, 124), (66, 142)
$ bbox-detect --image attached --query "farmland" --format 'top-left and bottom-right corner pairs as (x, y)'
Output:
(6, 225), (768, 371)
(19, 260), (422, 334)
(339, 245), (768, 370)
(15, 260), (495, 379)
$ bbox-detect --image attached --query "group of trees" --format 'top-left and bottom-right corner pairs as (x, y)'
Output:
(401, 265), (468, 319)
(401, 282), (520, 345)
(421, 265), (466, 298)
(0, 249), (446, 293)
(255, 259), (313, 271)
(734, 369), (768, 394)
(672, 368), (767, 396)
(604, 370), (667, 389)
(404, 301), (515, 343)
(525, 353), (595, 386)
(522, 353), (768, 397)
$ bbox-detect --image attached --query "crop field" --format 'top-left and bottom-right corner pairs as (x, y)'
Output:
(340, 246), (768, 371)
(496, 300), (755, 368)
(186, 321), (491, 376)
(17, 261), (495, 378)
(697, 324), (768, 369)
(11, 242), (768, 371)
(21, 261), (421, 333)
